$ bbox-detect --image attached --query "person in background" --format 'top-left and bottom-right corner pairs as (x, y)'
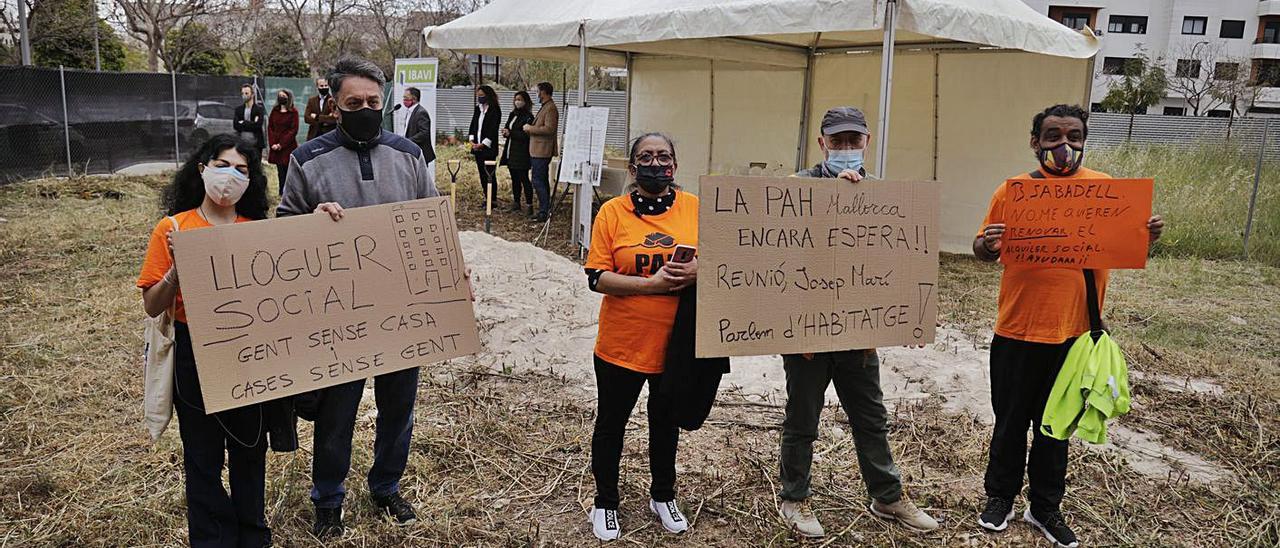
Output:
(778, 107), (939, 539)
(583, 133), (697, 542)
(468, 85), (501, 208)
(267, 89), (299, 195)
(500, 90), (535, 215)
(138, 134), (272, 548)
(233, 83), (265, 154)
(524, 81), (558, 222)
(278, 56), (438, 539)
(973, 104), (1163, 548)
(401, 86), (436, 165)
(304, 77), (337, 141)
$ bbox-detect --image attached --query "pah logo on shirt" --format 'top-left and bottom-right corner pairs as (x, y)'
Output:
(631, 232), (676, 275)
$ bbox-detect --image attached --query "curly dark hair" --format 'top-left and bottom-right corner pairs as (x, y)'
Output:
(1031, 104), (1089, 139)
(161, 134), (269, 219)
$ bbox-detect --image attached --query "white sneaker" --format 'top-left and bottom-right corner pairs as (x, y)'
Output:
(590, 507), (621, 541)
(649, 499), (690, 533)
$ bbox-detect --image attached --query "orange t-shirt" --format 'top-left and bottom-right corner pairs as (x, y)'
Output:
(979, 167), (1114, 344)
(586, 191), (699, 374)
(137, 209), (253, 324)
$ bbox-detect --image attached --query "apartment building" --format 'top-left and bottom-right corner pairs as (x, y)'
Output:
(1022, 0), (1280, 116)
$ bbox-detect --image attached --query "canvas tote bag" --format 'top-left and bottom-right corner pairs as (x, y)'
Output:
(142, 216), (179, 442)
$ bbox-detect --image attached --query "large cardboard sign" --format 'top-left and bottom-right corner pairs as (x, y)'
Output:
(172, 197), (480, 413)
(999, 177), (1154, 269)
(696, 176), (940, 358)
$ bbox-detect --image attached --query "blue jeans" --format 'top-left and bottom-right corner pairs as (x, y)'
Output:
(531, 157), (551, 215)
(310, 366), (420, 508)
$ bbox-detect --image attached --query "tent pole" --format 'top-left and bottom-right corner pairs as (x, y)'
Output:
(796, 32), (821, 172)
(875, 0), (898, 179)
(625, 52), (633, 145)
(572, 21), (590, 251)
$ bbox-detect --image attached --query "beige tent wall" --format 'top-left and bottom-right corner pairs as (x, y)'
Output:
(935, 50), (1092, 252)
(805, 50), (937, 180)
(709, 61), (805, 176)
(628, 47), (1091, 252)
(628, 56), (713, 192)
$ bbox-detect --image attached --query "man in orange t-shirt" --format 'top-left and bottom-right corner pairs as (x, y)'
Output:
(973, 104), (1164, 548)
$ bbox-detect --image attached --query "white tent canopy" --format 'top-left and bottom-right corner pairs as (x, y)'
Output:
(425, 0), (1097, 61)
(425, 0), (1100, 252)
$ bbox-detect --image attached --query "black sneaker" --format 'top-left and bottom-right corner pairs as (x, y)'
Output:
(312, 506), (343, 539)
(978, 496), (1015, 532)
(509, 203), (523, 213)
(372, 492), (418, 525)
(535, 211), (548, 223)
(1023, 508), (1079, 548)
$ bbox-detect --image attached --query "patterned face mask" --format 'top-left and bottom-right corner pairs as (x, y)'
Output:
(1037, 142), (1084, 175)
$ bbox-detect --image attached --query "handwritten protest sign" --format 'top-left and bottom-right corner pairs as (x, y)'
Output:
(696, 176), (939, 358)
(172, 197), (481, 413)
(999, 178), (1153, 269)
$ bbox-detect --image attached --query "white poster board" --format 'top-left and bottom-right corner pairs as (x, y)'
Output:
(558, 106), (609, 187)
(392, 57), (438, 166)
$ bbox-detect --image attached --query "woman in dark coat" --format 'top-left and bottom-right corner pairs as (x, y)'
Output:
(266, 89), (299, 195)
(500, 90), (536, 215)
(468, 85), (502, 208)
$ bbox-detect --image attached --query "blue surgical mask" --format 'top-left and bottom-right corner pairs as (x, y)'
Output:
(210, 165), (249, 181)
(825, 148), (864, 173)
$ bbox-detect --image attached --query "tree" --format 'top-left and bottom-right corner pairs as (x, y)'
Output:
(277, 0), (359, 76)
(1166, 41), (1228, 116)
(162, 21), (226, 74)
(28, 0), (126, 70)
(1100, 52), (1168, 140)
(1214, 58), (1275, 118)
(111, 0), (230, 72)
(248, 24), (309, 77)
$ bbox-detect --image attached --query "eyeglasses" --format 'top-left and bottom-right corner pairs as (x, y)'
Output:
(634, 152), (675, 166)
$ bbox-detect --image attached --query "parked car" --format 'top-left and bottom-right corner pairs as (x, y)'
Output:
(0, 103), (86, 180)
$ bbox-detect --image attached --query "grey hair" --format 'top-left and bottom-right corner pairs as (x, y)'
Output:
(327, 56), (386, 95)
(628, 132), (676, 164)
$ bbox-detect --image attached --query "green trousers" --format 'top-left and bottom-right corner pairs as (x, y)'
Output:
(779, 349), (903, 503)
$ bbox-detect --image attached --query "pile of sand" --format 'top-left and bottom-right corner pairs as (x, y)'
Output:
(458, 231), (1230, 485)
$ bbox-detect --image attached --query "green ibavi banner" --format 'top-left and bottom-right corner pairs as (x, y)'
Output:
(391, 58), (439, 150)
(396, 62), (437, 86)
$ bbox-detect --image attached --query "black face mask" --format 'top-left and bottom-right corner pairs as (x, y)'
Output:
(277, 96), (288, 105)
(318, 87), (330, 97)
(634, 163), (674, 194)
(337, 107), (382, 143)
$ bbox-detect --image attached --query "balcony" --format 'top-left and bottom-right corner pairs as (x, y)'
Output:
(1261, 1), (1280, 17)
(1254, 42), (1280, 59)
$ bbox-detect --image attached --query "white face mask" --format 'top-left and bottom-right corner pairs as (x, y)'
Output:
(202, 165), (250, 207)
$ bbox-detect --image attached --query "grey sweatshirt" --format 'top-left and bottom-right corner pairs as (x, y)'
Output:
(277, 128), (437, 217)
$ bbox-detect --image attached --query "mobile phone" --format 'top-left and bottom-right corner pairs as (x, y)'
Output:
(671, 244), (696, 263)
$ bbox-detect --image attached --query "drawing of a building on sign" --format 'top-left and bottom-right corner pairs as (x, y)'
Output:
(392, 202), (462, 296)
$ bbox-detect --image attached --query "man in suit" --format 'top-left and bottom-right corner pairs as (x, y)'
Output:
(232, 83), (265, 152)
(401, 86), (435, 164)
(304, 77), (338, 141)
(524, 81), (559, 222)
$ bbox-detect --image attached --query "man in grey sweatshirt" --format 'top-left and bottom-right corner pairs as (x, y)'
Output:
(277, 56), (436, 538)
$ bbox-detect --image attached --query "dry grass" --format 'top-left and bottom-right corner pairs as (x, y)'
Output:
(0, 154), (1277, 546)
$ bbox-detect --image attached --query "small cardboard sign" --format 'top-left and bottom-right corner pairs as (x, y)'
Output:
(172, 197), (481, 413)
(999, 178), (1154, 269)
(696, 176), (940, 358)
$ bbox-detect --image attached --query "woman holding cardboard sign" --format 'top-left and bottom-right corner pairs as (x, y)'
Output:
(582, 133), (699, 541)
(138, 134), (274, 548)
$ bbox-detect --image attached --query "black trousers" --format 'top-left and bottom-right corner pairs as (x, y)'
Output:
(508, 165), (532, 205)
(591, 355), (678, 510)
(983, 334), (1073, 513)
(274, 161), (288, 197)
(173, 322), (270, 548)
(474, 156), (498, 206)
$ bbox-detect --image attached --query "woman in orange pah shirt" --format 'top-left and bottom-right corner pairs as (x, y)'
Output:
(583, 133), (697, 541)
(137, 134), (274, 548)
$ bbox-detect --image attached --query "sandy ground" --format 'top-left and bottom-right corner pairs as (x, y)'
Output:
(454, 230), (1231, 487)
